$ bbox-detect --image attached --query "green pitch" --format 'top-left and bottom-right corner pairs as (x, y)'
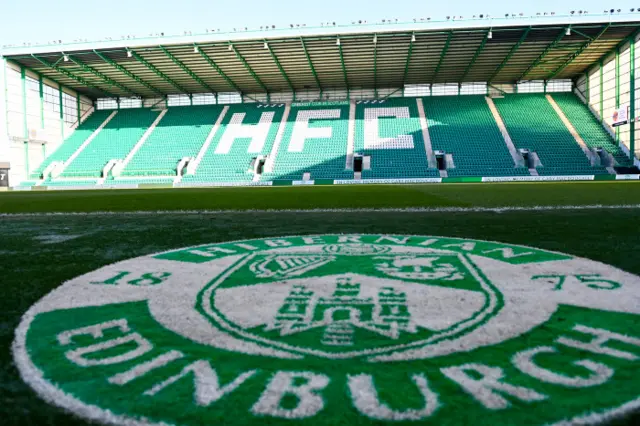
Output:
(1, 182), (639, 426)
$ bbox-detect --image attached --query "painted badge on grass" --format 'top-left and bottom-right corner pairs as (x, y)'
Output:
(13, 234), (640, 425)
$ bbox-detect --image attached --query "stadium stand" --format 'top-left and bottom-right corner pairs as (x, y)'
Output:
(493, 94), (609, 175)
(265, 103), (354, 181)
(122, 105), (225, 177)
(423, 95), (529, 177)
(182, 104), (285, 184)
(62, 109), (160, 178)
(19, 93), (630, 187)
(28, 110), (113, 179)
(354, 98), (439, 179)
(551, 93), (633, 167)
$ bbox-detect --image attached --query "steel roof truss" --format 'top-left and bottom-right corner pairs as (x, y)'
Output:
(432, 32), (453, 83)
(229, 43), (269, 93)
(68, 55), (140, 97)
(402, 33), (415, 85)
(488, 27), (531, 83)
(337, 39), (348, 89)
(195, 45), (243, 94)
(265, 41), (295, 92)
(93, 51), (164, 96)
(547, 24), (611, 80)
(517, 28), (568, 81)
(129, 49), (189, 94)
(160, 46), (216, 94)
(31, 54), (116, 98)
(459, 31), (490, 82)
(299, 37), (322, 91)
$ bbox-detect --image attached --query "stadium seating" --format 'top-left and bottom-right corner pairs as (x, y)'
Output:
(20, 92), (632, 188)
(354, 98), (439, 179)
(265, 103), (354, 181)
(423, 96), (529, 177)
(551, 93), (633, 167)
(28, 110), (113, 179)
(494, 94), (608, 175)
(182, 104), (284, 183)
(122, 105), (225, 177)
(62, 109), (160, 178)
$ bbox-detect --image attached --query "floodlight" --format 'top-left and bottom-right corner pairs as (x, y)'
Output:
(63, 54), (69, 61)
(411, 33), (416, 42)
(228, 44), (233, 51)
(127, 50), (132, 57)
(566, 27), (571, 35)
(264, 42), (268, 49)
(488, 30), (493, 39)
(336, 38), (341, 46)
(373, 34), (377, 44)
(194, 46), (199, 53)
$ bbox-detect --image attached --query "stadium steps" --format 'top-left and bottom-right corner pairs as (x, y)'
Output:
(485, 96), (525, 168)
(186, 106), (230, 175)
(416, 98), (437, 168)
(354, 98), (438, 180)
(423, 95), (529, 177)
(27, 110), (116, 181)
(263, 103), (291, 174)
(551, 93), (633, 168)
(114, 109), (169, 177)
(546, 94), (596, 165)
(61, 108), (161, 178)
(493, 94), (609, 176)
(123, 106), (227, 178)
(264, 102), (353, 181)
(346, 100), (357, 170)
(182, 104), (284, 183)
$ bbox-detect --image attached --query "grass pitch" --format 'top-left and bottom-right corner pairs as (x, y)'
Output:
(1, 182), (639, 425)
(1, 181), (640, 213)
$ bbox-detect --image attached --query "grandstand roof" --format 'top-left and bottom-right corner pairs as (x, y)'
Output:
(2, 13), (639, 99)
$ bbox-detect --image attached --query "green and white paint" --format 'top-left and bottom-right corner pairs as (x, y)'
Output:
(13, 234), (640, 425)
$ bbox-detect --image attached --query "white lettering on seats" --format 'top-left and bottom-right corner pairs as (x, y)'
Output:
(556, 325), (640, 360)
(513, 346), (613, 387)
(288, 109), (341, 152)
(251, 371), (329, 419)
(347, 373), (440, 420)
(215, 112), (275, 154)
(363, 107), (414, 149)
(441, 363), (547, 410)
(57, 319), (153, 367)
(144, 360), (257, 406)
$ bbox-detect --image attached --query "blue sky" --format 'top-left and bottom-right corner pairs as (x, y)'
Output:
(0, 0), (635, 46)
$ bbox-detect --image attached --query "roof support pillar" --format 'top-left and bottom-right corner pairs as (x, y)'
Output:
(77, 93), (81, 124)
(599, 60), (604, 123)
(615, 46), (620, 142)
(58, 82), (64, 141)
(630, 37), (636, 161)
(38, 74), (44, 129)
(20, 66), (27, 140)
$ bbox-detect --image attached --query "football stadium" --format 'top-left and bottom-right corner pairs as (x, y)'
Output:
(1, 8), (640, 426)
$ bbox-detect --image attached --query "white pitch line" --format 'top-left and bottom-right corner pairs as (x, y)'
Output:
(1, 204), (640, 217)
